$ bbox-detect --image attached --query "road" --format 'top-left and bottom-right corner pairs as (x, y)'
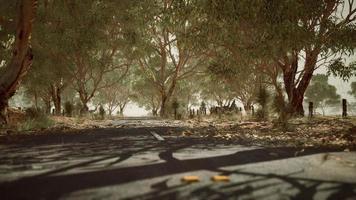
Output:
(0, 119), (355, 200)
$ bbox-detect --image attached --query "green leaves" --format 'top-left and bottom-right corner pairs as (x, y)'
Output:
(305, 74), (340, 111)
(327, 59), (356, 81)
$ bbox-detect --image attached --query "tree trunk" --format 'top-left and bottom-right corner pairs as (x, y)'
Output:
(42, 98), (51, 114)
(281, 49), (318, 117)
(119, 105), (125, 116)
(51, 85), (62, 116)
(34, 91), (39, 110)
(0, 100), (9, 125)
(0, 0), (37, 125)
(152, 109), (158, 116)
(159, 93), (168, 117)
(288, 89), (305, 117)
(80, 103), (89, 115)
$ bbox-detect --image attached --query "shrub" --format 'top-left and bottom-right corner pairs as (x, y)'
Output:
(19, 115), (54, 131)
(19, 108), (54, 131)
(256, 86), (269, 121)
(99, 105), (105, 120)
(64, 101), (74, 117)
(25, 107), (42, 119)
(272, 93), (291, 131)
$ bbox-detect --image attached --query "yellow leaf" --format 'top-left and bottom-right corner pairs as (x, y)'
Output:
(181, 176), (200, 183)
(211, 175), (230, 182)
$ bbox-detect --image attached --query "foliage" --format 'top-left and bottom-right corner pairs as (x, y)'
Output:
(305, 74), (340, 115)
(196, 0), (356, 116)
(25, 107), (43, 119)
(328, 59), (356, 81)
(350, 82), (356, 99)
(64, 101), (74, 117)
(19, 107), (54, 131)
(256, 86), (270, 121)
(18, 115), (54, 131)
(99, 105), (105, 120)
(129, 0), (207, 117)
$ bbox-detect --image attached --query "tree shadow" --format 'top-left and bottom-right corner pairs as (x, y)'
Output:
(0, 127), (354, 199)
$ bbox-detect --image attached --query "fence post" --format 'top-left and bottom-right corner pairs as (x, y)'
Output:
(308, 102), (313, 118)
(342, 99), (347, 118)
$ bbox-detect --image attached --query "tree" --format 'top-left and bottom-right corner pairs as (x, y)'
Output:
(305, 74), (340, 116)
(256, 86), (270, 120)
(173, 76), (200, 114)
(263, 0), (356, 116)
(196, 0), (356, 117)
(199, 75), (236, 108)
(350, 82), (356, 99)
(33, 1), (135, 114)
(207, 53), (261, 112)
(131, 72), (161, 116)
(94, 77), (133, 116)
(0, 0), (37, 124)
(132, 0), (205, 117)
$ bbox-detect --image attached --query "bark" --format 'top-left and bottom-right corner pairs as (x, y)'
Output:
(281, 49), (318, 117)
(80, 103), (89, 115)
(42, 97), (51, 114)
(152, 109), (158, 116)
(159, 93), (168, 117)
(34, 91), (39, 110)
(119, 104), (126, 116)
(0, 0), (37, 124)
(51, 84), (62, 115)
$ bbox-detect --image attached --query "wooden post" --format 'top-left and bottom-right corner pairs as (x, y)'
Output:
(342, 99), (347, 118)
(308, 102), (313, 118)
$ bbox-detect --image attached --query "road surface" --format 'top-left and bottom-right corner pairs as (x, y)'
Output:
(0, 119), (355, 200)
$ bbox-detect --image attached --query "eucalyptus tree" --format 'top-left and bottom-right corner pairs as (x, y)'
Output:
(94, 72), (134, 116)
(172, 76), (201, 113)
(131, 72), (161, 116)
(305, 74), (340, 115)
(31, 0), (134, 114)
(199, 75), (236, 108)
(0, 0), (37, 124)
(207, 52), (262, 111)
(196, 0), (356, 117)
(349, 81), (356, 99)
(131, 0), (206, 117)
(264, 0), (356, 116)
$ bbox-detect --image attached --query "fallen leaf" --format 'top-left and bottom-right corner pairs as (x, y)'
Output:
(211, 175), (230, 182)
(181, 176), (200, 183)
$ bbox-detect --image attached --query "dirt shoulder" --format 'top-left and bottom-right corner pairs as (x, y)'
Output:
(0, 116), (355, 150)
(180, 117), (356, 150)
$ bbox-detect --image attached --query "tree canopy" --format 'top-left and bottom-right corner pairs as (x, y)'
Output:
(1, 0), (356, 123)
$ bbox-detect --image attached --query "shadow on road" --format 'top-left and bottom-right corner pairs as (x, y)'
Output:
(0, 127), (354, 199)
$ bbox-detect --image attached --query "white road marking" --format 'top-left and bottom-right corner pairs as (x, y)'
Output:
(150, 131), (165, 141)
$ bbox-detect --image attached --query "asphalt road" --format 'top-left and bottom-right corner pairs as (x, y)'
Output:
(0, 119), (355, 200)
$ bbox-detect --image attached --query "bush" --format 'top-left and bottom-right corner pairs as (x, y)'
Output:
(256, 86), (269, 121)
(99, 105), (105, 120)
(19, 113), (54, 131)
(272, 93), (291, 131)
(25, 107), (42, 119)
(64, 101), (74, 117)
(17, 107), (55, 131)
